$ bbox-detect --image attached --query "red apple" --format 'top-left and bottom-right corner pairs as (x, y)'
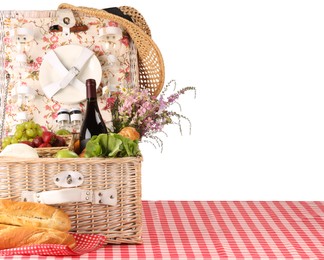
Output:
(19, 140), (35, 148)
(38, 142), (52, 148)
(53, 135), (66, 147)
(32, 136), (43, 148)
(42, 131), (56, 145)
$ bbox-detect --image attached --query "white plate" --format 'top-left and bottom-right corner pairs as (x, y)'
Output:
(39, 45), (102, 104)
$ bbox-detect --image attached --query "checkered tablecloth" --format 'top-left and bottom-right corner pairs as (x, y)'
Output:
(3, 201), (324, 259)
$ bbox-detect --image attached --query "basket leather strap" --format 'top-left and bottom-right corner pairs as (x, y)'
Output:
(21, 187), (117, 206)
(103, 7), (133, 22)
(42, 47), (93, 99)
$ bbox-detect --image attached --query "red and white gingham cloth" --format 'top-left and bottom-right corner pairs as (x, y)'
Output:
(2, 201), (324, 259)
(0, 233), (106, 256)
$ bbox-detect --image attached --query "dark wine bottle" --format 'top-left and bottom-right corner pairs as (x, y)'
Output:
(79, 79), (108, 153)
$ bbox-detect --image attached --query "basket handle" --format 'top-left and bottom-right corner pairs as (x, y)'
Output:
(21, 187), (117, 206)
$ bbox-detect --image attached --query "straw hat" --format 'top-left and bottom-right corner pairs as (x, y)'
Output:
(58, 3), (165, 96)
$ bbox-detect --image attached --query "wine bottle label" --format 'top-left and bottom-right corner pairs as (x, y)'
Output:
(95, 112), (101, 125)
(84, 128), (92, 140)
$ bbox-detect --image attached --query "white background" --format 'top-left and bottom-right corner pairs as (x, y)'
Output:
(2, 0), (324, 201)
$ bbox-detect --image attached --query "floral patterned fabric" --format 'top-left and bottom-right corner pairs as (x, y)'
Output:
(2, 10), (136, 135)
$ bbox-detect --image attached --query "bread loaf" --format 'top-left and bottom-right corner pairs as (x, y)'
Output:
(0, 224), (76, 250)
(118, 127), (140, 141)
(0, 199), (71, 232)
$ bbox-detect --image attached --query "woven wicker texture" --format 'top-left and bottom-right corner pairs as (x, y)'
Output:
(0, 157), (142, 244)
(58, 3), (165, 96)
(119, 6), (152, 37)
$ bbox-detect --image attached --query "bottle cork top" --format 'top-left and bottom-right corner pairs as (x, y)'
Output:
(86, 79), (97, 99)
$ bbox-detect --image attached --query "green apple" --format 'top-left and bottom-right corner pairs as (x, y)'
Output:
(55, 129), (71, 135)
(55, 149), (79, 158)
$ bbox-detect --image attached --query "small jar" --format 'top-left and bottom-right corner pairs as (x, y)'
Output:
(15, 53), (27, 77)
(70, 108), (82, 130)
(57, 108), (70, 129)
(16, 111), (28, 123)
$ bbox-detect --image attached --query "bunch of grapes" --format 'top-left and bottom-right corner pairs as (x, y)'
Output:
(2, 121), (43, 149)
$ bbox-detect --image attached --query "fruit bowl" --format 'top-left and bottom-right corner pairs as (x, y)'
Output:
(35, 134), (76, 158)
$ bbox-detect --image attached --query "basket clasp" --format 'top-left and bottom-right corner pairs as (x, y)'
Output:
(53, 171), (84, 187)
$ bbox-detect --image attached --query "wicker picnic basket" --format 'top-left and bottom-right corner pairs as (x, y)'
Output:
(0, 156), (142, 244)
(0, 4), (164, 244)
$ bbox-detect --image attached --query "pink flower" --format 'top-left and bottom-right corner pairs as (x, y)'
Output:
(103, 97), (116, 110)
(157, 97), (167, 114)
(35, 57), (43, 64)
(5, 104), (14, 113)
(31, 62), (39, 71)
(138, 106), (146, 116)
(94, 45), (102, 52)
(52, 103), (60, 111)
(50, 43), (58, 50)
(167, 93), (179, 103)
(3, 37), (11, 45)
(50, 35), (59, 43)
(108, 21), (118, 27)
(42, 36), (49, 42)
(120, 36), (129, 47)
(93, 45), (104, 56)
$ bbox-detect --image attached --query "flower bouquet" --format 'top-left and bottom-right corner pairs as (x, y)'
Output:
(104, 80), (196, 150)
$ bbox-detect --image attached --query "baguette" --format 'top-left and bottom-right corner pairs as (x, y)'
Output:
(0, 199), (71, 232)
(0, 224), (76, 250)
